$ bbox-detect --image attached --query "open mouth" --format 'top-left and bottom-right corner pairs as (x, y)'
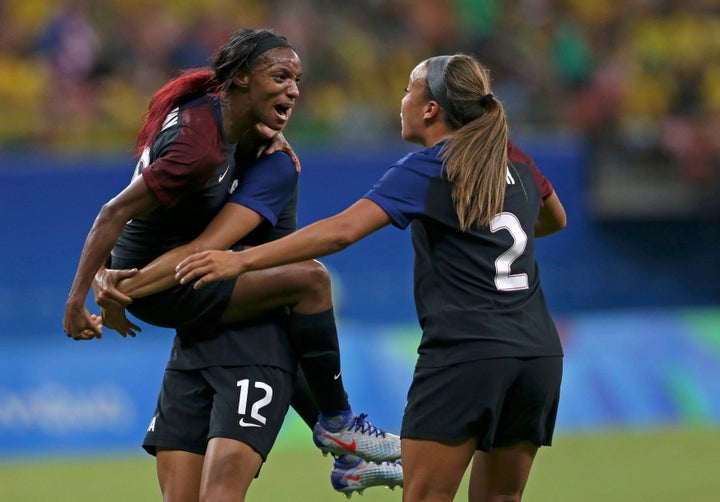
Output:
(274, 104), (292, 120)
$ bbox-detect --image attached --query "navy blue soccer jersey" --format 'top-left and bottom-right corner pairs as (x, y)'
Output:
(364, 140), (562, 366)
(229, 151), (299, 246)
(108, 95), (299, 371)
(167, 152), (299, 370)
(113, 95), (234, 268)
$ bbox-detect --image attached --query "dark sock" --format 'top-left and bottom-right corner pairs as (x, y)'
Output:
(290, 368), (321, 430)
(287, 308), (351, 414)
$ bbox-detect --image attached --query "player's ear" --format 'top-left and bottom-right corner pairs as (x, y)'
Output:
(424, 100), (441, 120)
(233, 74), (250, 88)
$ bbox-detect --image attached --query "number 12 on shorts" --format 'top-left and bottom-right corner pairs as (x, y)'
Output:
(237, 378), (273, 427)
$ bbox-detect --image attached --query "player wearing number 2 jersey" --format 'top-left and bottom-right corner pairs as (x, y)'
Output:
(365, 139), (563, 368)
(174, 53), (567, 501)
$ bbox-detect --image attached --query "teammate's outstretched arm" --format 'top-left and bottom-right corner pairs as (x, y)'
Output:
(176, 199), (392, 288)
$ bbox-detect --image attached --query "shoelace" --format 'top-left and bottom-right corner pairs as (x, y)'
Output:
(351, 413), (387, 437)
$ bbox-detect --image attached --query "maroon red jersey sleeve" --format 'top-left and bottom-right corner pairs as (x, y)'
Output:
(507, 140), (554, 203)
(142, 102), (226, 207)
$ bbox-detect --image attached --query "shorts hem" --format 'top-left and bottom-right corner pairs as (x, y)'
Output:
(142, 437), (207, 457)
(400, 432), (474, 443)
(208, 432), (270, 461)
(493, 436), (553, 448)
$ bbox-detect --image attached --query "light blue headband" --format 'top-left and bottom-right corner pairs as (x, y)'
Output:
(426, 55), (452, 110)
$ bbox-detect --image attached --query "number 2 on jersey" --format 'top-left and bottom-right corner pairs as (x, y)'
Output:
(490, 212), (529, 291)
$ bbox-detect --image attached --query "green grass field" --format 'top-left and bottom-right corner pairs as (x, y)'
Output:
(1, 426), (719, 501)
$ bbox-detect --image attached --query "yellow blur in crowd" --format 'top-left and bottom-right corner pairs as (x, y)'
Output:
(0, 0), (718, 175)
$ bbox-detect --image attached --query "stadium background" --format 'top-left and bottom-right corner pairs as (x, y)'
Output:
(1, 0), (719, 497)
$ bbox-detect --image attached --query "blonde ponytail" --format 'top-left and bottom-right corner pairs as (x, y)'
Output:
(428, 55), (509, 230)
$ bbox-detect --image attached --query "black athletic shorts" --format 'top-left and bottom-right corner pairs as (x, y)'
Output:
(126, 278), (235, 340)
(142, 364), (294, 460)
(401, 356), (562, 451)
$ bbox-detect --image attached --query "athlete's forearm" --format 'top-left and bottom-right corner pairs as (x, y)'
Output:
(176, 199), (391, 288)
(241, 217), (351, 274)
(121, 200), (267, 297)
(120, 243), (212, 298)
(67, 206), (129, 307)
(240, 199), (390, 274)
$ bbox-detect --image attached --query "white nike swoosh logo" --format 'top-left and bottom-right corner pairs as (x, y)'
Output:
(239, 418), (261, 428)
(218, 164), (230, 182)
(333, 373), (341, 380)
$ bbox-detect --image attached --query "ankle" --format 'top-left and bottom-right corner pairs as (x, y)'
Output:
(319, 409), (354, 431)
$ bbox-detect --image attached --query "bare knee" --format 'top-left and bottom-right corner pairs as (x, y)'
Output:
(293, 260), (332, 312)
(303, 260), (331, 290)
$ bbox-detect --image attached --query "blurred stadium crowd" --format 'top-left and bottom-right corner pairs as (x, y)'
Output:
(0, 0), (718, 189)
